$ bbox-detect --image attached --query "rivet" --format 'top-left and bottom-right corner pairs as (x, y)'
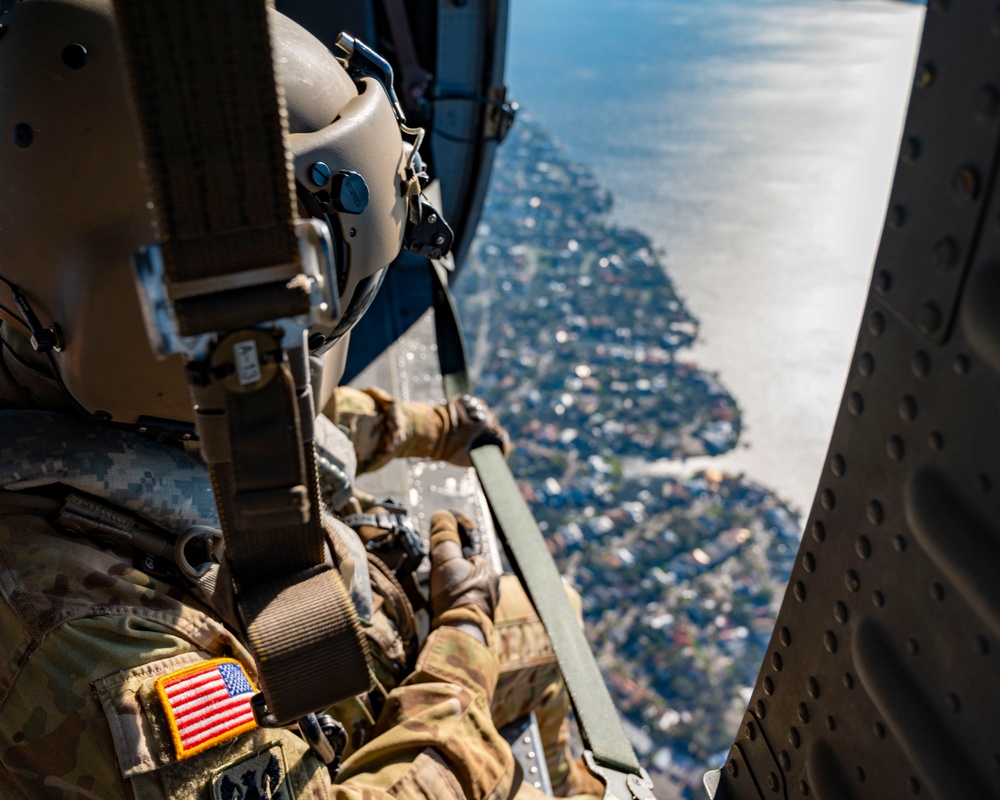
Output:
(309, 161), (332, 187)
(953, 355), (970, 375)
(434, 233), (446, 245)
(901, 137), (921, 163)
(834, 601), (849, 624)
(911, 351), (931, 377)
(894, 535), (908, 553)
(845, 570), (861, 593)
(61, 43), (89, 69)
(928, 431), (944, 450)
(779, 627), (792, 646)
(848, 391), (864, 415)
(789, 727), (801, 748)
(888, 205), (907, 229)
(875, 270), (892, 293)
(874, 721), (886, 738)
(899, 396), (917, 421)
(907, 637), (920, 656)
(811, 521), (826, 542)
(767, 772), (779, 792)
(779, 751), (791, 770)
(887, 436), (905, 461)
(916, 62), (936, 89)
(858, 352), (875, 376)
(794, 581), (807, 601)
(764, 676), (776, 695)
(931, 582), (945, 601)
(803, 552), (816, 573)
(933, 236), (960, 270)
(843, 673), (854, 689)
(349, 227), (357, 238)
(807, 677), (820, 699)
(831, 454), (846, 476)
(821, 489), (835, 511)
(307, 332), (326, 350)
(824, 631), (838, 653)
(952, 165), (980, 201)
(94, 410), (112, 422)
(755, 699), (767, 718)
(12, 123), (33, 148)
(771, 652), (783, 672)
(798, 703), (810, 724)
(745, 721), (757, 741)
(918, 303), (942, 335)
(868, 311), (885, 337)
(948, 692), (961, 712)
(976, 85), (1000, 119)
(873, 591), (885, 608)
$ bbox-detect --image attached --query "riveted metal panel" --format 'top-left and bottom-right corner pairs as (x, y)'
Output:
(715, 4), (1000, 800)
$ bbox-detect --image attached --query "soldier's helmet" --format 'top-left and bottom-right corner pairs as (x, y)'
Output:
(0, 0), (409, 427)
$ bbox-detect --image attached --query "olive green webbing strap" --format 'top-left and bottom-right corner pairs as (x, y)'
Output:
(433, 265), (643, 779)
(113, 0), (370, 723)
(471, 444), (643, 779)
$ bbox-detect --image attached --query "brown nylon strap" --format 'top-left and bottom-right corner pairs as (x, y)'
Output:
(113, 0), (372, 724)
(113, 0), (302, 335)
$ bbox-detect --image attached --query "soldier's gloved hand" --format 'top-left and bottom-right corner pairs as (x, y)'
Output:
(428, 510), (498, 634)
(429, 394), (511, 467)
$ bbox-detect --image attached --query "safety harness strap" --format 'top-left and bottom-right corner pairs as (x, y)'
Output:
(113, 0), (370, 725)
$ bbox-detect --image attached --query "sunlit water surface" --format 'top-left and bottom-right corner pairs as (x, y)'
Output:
(506, 0), (925, 515)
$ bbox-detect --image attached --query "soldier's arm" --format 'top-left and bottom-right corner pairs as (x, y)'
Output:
(335, 509), (513, 798)
(325, 386), (510, 474)
(334, 609), (514, 799)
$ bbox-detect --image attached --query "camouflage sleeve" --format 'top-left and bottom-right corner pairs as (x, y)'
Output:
(325, 386), (409, 475)
(335, 614), (516, 800)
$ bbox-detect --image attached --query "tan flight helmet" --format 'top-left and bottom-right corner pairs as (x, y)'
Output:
(0, 0), (411, 430)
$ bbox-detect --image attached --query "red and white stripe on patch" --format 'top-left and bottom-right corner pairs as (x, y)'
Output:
(154, 658), (258, 760)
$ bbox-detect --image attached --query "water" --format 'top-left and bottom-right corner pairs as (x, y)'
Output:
(505, 0), (924, 515)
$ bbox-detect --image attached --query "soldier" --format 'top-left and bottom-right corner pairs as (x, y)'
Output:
(0, 2), (515, 797)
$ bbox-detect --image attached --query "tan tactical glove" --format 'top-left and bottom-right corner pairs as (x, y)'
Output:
(428, 510), (498, 631)
(413, 394), (511, 468)
(327, 387), (511, 473)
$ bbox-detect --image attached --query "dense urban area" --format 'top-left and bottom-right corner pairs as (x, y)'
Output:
(454, 118), (801, 797)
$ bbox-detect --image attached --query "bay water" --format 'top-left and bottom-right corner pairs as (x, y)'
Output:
(505, 0), (925, 515)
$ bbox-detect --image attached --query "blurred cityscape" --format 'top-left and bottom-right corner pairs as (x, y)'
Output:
(454, 118), (800, 797)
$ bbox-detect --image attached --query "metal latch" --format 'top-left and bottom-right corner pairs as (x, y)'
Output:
(584, 751), (657, 800)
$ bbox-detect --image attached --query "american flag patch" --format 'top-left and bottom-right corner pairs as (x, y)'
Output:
(155, 658), (258, 760)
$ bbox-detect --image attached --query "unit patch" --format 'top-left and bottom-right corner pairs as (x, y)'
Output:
(155, 658), (258, 759)
(211, 744), (294, 800)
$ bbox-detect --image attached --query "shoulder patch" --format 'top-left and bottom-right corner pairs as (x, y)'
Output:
(155, 657), (258, 760)
(211, 744), (294, 800)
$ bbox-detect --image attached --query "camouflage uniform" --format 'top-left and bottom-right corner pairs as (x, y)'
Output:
(0, 411), (514, 799)
(327, 388), (602, 799)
